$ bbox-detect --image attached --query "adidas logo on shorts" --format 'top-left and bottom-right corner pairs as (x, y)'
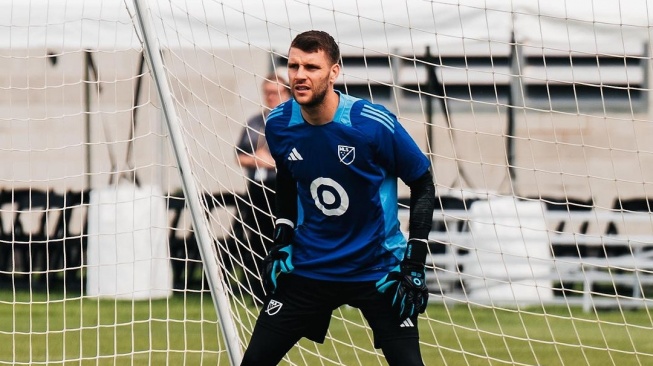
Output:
(400, 318), (414, 328)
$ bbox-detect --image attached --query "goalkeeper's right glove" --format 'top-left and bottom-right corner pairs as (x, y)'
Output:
(262, 220), (294, 295)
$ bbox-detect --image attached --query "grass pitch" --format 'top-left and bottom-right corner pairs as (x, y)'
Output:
(1, 289), (652, 365)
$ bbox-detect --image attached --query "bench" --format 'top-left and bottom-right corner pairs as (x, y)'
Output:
(0, 189), (89, 290)
(399, 197), (653, 310)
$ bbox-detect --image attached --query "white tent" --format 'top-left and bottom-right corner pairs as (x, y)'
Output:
(0, 0), (651, 197)
(2, 0), (651, 55)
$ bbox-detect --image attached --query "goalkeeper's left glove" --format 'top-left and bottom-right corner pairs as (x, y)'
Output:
(376, 239), (429, 320)
(262, 220), (294, 295)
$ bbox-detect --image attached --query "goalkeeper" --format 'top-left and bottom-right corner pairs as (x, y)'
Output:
(241, 30), (435, 366)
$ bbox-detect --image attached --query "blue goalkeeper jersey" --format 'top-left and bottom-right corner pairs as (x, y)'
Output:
(265, 91), (430, 282)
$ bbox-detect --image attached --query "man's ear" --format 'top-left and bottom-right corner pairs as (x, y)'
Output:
(330, 63), (341, 84)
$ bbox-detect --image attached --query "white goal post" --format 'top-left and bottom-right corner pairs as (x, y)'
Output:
(1, 0), (653, 365)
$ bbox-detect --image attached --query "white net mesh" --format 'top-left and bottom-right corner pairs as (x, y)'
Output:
(1, 0), (653, 364)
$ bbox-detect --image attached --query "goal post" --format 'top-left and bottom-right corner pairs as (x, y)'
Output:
(131, 0), (242, 364)
(1, 0), (653, 365)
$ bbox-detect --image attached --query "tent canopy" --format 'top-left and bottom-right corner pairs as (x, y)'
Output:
(1, 0), (650, 55)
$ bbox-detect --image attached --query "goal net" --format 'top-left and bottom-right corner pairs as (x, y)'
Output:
(1, 0), (653, 365)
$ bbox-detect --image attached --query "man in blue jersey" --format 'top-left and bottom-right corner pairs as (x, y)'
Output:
(240, 30), (436, 366)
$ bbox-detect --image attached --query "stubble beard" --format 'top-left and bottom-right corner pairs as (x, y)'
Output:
(293, 81), (329, 108)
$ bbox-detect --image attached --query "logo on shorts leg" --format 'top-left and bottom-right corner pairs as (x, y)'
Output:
(400, 318), (414, 327)
(265, 299), (283, 316)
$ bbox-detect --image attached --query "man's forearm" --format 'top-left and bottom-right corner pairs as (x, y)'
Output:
(406, 168), (436, 241)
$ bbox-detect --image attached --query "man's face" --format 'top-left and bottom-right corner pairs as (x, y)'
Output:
(287, 47), (338, 107)
(263, 81), (289, 109)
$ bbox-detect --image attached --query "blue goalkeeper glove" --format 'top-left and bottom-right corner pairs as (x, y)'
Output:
(376, 239), (429, 319)
(262, 220), (294, 295)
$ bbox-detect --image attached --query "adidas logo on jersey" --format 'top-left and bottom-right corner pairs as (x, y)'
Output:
(288, 147), (303, 161)
(400, 318), (415, 328)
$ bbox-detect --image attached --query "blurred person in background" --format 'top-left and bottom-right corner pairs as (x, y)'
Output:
(235, 73), (291, 304)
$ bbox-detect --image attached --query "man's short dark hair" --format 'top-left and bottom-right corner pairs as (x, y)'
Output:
(290, 30), (340, 65)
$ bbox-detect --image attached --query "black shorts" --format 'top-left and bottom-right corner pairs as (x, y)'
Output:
(256, 274), (420, 348)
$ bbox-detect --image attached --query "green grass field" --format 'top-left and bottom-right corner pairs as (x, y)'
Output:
(1, 289), (653, 365)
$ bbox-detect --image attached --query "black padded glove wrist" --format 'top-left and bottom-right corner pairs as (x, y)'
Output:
(404, 239), (428, 266)
(272, 220), (294, 247)
(262, 220), (295, 296)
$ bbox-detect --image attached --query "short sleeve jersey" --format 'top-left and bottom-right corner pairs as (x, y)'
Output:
(265, 91), (430, 282)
